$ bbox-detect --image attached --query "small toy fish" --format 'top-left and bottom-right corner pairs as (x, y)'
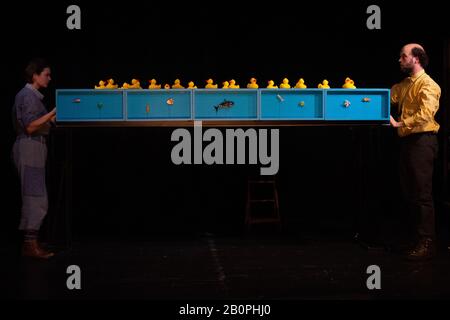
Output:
(166, 98), (174, 105)
(214, 99), (234, 112)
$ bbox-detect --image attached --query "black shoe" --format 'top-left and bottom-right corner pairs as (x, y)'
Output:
(405, 238), (436, 261)
(388, 240), (416, 254)
(22, 239), (55, 259)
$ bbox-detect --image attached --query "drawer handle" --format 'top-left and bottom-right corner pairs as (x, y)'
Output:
(343, 100), (351, 108)
(72, 98), (81, 103)
(166, 98), (174, 105)
(362, 97), (371, 102)
(298, 101), (305, 107)
(145, 104), (150, 113)
(97, 102), (104, 109)
(277, 94), (284, 102)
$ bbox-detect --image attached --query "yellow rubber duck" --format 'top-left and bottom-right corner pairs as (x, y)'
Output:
(95, 80), (106, 89)
(205, 78), (218, 89)
(105, 79), (118, 89)
(279, 78), (291, 88)
(120, 82), (130, 89)
(294, 78), (307, 89)
(148, 79), (161, 89)
(222, 81), (230, 89)
(164, 84), (171, 89)
(247, 78), (258, 88)
(172, 79), (184, 89)
(342, 77), (356, 89)
(266, 80), (278, 89)
(229, 79), (240, 88)
(318, 80), (330, 89)
(187, 81), (197, 89)
(128, 79), (142, 89)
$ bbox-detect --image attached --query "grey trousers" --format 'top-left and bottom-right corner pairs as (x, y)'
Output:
(12, 137), (48, 230)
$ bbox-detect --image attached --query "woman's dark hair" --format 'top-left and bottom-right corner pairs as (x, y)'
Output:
(411, 47), (429, 68)
(24, 58), (50, 83)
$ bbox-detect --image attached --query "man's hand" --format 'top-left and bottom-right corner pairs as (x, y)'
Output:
(390, 115), (404, 128)
(49, 108), (56, 123)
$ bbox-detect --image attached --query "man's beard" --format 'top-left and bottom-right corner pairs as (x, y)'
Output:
(400, 65), (413, 74)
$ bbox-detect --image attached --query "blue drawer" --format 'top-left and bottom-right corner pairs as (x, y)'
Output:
(260, 89), (324, 120)
(325, 89), (390, 121)
(56, 90), (124, 121)
(126, 90), (192, 120)
(194, 89), (258, 120)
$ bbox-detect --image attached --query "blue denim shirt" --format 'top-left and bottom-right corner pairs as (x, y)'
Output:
(12, 84), (50, 139)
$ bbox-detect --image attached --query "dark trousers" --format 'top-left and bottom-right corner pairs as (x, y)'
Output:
(399, 132), (438, 240)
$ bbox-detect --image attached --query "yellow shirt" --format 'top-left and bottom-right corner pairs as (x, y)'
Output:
(390, 70), (440, 137)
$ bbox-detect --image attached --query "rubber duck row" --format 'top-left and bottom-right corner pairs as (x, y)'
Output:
(94, 77), (357, 90)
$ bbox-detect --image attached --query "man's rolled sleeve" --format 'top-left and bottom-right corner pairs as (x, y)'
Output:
(390, 84), (400, 105)
(20, 95), (41, 129)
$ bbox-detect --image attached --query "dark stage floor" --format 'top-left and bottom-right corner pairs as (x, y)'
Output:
(2, 230), (450, 302)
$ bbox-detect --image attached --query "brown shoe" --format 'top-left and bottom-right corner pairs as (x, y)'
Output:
(22, 239), (55, 259)
(405, 238), (436, 261)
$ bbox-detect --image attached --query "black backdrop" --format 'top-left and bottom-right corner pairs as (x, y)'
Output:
(2, 1), (448, 241)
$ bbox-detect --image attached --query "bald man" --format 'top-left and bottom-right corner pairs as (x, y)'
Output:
(390, 43), (440, 260)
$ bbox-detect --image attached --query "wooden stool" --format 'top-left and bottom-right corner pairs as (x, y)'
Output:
(245, 177), (281, 229)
